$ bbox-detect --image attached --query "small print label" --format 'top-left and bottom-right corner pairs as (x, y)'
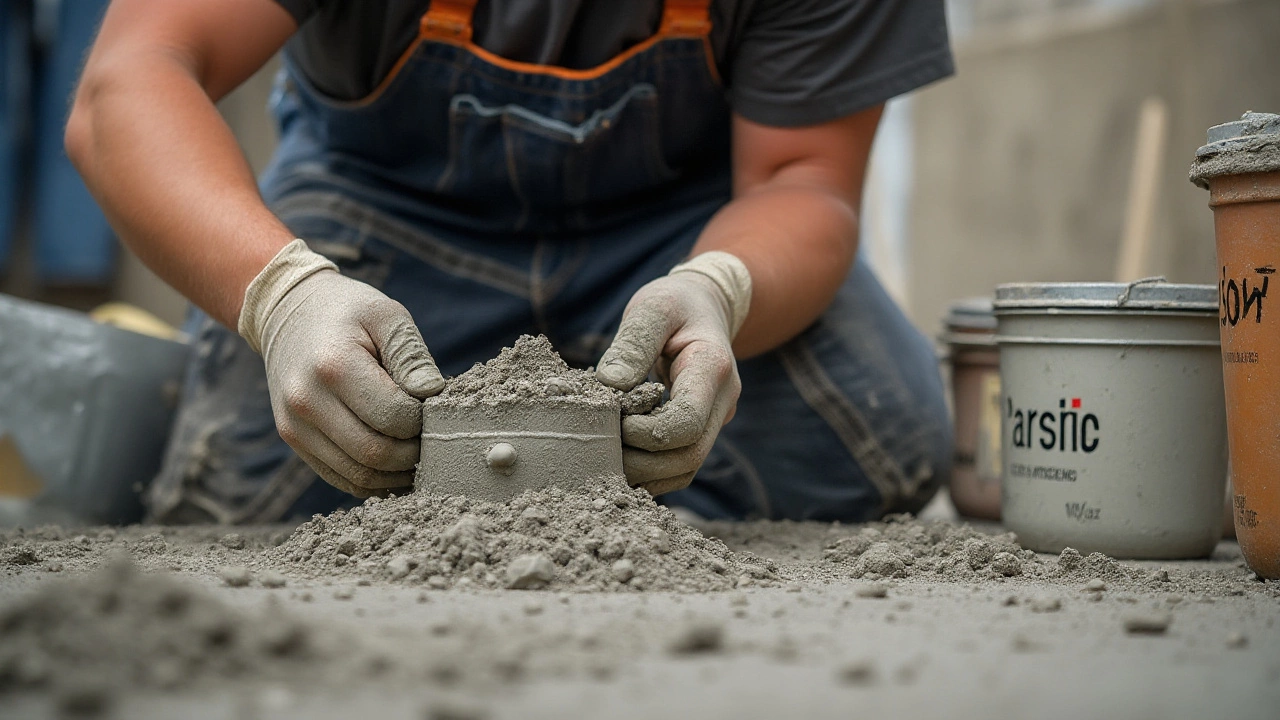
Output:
(1008, 463), (1078, 482)
(1234, 494), (1259, 529)
(1065, 501), (1101, 522)
(1223, 351), (1260, 364)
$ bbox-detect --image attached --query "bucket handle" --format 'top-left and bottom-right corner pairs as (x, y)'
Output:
(1116, 276), (1167, 306)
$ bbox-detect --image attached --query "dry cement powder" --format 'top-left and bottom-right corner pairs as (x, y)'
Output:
(271, 335), (771, 592)
(270, 476), (778, 592)
(815, 514), (1259, 597)
(430, 334), (662, 415)
(0, 557), (329, 704)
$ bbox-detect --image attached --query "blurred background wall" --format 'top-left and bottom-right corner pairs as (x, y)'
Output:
(902, 0), (1280, 330)
(3, 0), (1278, 336)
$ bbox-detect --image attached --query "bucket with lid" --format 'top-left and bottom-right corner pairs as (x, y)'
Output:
(994, 280), (1227, 558)
(940, 297), (1002, 520)
(1190, 111), (1280, 577)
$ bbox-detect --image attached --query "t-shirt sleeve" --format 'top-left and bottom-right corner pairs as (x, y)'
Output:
(271, 0), (324, 26)
(727, 0), (953, 127)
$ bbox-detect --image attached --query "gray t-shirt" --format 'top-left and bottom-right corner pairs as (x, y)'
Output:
(272, 0), (952, 127)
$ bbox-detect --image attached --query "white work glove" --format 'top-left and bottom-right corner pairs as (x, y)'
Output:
(239, 239), (445, 497)
(596, 251), (752, 495)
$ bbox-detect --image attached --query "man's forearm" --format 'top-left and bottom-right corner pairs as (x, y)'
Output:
(66, 1), (297, 329)
(68, 57), (291, 328)
(690, 181), (859, 358)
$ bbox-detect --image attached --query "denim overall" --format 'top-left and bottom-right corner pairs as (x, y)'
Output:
(148, 0), (952, 524)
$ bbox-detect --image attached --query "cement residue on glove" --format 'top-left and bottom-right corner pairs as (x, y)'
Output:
(269, 474), (779, 593)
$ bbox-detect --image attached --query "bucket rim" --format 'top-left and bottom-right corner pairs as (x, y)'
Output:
(942, 296), (997, 332)
(993, 279), (1216, 312)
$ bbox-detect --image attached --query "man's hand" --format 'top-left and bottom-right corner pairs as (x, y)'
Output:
(596, 252), (752, 495)
(239, 240), (446, 496)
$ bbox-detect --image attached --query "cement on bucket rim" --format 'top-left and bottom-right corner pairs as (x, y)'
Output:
(993, 281), (1218, 313)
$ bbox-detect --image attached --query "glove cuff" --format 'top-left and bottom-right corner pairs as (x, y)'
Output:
(668, 250), (753, 339)
(237, 239), (339, 354)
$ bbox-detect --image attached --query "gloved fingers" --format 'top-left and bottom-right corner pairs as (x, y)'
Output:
(299, 392), (421, 472)
(636, 470), (698, 497)
(291, 445), (377, 498)
(322, 347), (425, 440)
(622, 442), (705, 487)
(279, 417), (417, 490)
(620, 340), (732, 452)
(363, 304), (446, 400)
(292, 445), (411, 499)
(597, 291), (680, 391)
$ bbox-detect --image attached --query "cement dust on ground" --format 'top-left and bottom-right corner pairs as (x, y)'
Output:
(2, 502), (1278, 720)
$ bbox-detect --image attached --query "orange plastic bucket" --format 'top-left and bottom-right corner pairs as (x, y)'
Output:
(1191, 112), (1280, 578)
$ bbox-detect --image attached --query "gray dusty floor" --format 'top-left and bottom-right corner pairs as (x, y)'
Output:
(2, 514), (1279, 720)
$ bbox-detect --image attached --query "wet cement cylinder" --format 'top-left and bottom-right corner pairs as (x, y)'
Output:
(994, 282), (1227, 559)
(1190, 112), (1280, 578)
(416, 398), (624, 502)
(941, 298), (1002, 520)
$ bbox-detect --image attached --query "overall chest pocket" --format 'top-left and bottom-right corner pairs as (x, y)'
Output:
(438, 83), (679, 232)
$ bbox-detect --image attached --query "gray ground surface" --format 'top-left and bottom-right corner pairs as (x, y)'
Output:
(2, 514), (1278, 720)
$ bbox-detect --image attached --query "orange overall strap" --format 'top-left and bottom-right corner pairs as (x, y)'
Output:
(421, 0), (477, 42)
(660, 0), (713, 36)
(422, 1), (711, 42)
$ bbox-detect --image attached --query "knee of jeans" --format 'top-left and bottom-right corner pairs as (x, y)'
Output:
(888, 388), (953, 516)
(879, 333), (954, 515)
(824, 330), (953, 517)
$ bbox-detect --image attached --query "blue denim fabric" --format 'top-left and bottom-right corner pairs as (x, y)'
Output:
(0, 0), (114, 283)
(147, 7), (951, 524)
(0, 1), (32, 270)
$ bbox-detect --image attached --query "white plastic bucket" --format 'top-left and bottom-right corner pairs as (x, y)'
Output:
(994, 280), (1227, 558)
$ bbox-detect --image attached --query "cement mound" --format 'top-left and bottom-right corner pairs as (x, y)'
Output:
(271, 475), (779, 592)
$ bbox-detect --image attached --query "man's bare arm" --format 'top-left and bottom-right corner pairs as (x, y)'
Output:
(66, 0), (297, 328)
(692, 106), (883, 358)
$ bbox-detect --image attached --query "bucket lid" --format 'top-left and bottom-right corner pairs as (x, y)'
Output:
(1189, 111), (1280, 189)
(943, 297), (996, 332)
(993, 279), (1217, 312)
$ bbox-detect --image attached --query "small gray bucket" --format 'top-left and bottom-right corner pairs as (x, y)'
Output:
(940, 297), (1002, 520)
(0, 294), (190, 526)
(994, 280), (1227, 558)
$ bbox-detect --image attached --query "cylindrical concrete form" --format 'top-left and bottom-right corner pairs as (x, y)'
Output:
(995, 282), (1227, 559)
(416, 398), (623, 502)
(1191, 112), (1280, 578)
(941, 298), (1002, 520)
